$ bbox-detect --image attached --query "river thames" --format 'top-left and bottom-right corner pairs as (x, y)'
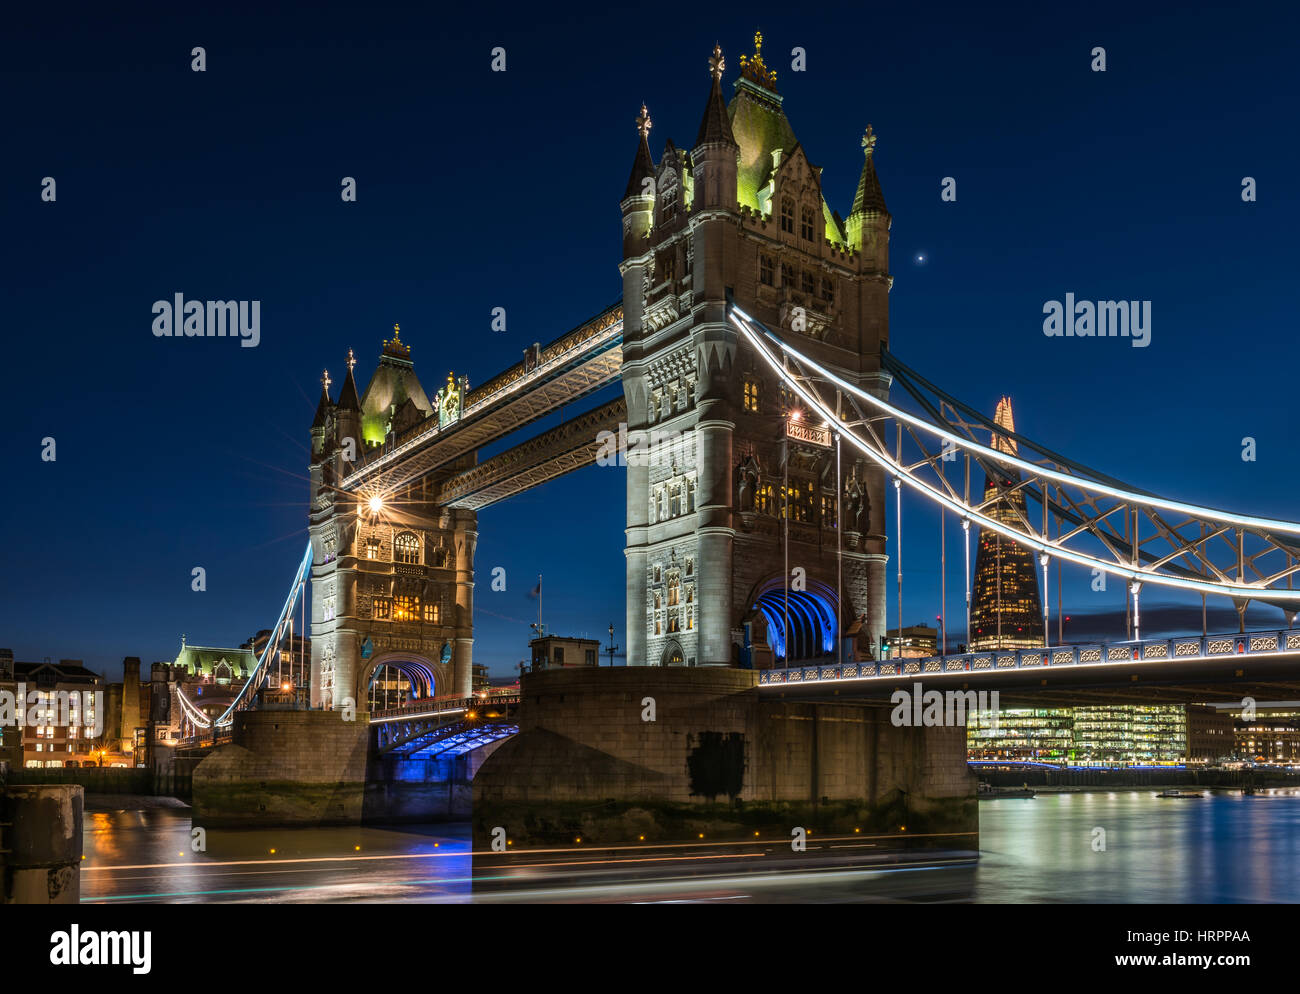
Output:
(74, 788), (1300, 904)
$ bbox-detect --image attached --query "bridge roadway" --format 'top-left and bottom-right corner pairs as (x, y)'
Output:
(370, 692), (520, 757)
(758, 628), (1300, 706)
(342, 304), (623, 496)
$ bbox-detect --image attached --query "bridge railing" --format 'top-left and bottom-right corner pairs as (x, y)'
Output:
(758, 629), (1300, 687)
(369, 692), (522, 723)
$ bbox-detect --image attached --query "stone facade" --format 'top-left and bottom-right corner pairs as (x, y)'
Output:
(620, 36), (891, 670)
(473, 667), (976, 846)
(309, 334), (477, 710)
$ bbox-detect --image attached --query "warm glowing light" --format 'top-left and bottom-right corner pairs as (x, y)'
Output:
(354, 845), (361, 851)
(367, 495), (384, 514)
(281, 682), (292, 692)
(270, 848), (277, 854)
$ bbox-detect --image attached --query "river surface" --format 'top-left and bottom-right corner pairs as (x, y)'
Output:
(77, 790), (1300, 903)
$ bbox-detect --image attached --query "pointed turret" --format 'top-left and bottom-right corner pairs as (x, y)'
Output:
(621, 104), (657, 260)
(337, 349), (361, 412)
(847, 125), (890, 249)
(691, 44), (738, 210)
(695, 44), (737, 148)
(623, 103), (657, 201)
(312, 370), (333, 429)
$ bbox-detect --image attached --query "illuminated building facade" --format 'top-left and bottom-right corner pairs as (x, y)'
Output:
(967, 398), (1044, 651)
(621, 33), (889, 669)
(886, 624), (937, 659)
(309, 328), (478, 708)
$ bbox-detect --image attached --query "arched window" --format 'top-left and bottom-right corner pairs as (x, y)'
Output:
(393, 594), (419, 622)
(743, 377), (760, 412)
(394, 532), (420, 565)
(662, 646), (684, 666)
(801, 205), (815, 241)
(780, 199), (795, 233)
(365, 537), (380, 560)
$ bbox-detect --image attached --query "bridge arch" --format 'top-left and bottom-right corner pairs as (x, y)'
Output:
(745, 575), (843, 664)
(357, 651), (451, 710)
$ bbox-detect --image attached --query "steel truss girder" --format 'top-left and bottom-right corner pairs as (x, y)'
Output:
(441, 397), (627, 509)
(343, 309), (624, 495)
(729, 304), (1300, 610)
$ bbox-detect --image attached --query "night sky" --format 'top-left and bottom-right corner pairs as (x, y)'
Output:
(4, 2), (1298, 677)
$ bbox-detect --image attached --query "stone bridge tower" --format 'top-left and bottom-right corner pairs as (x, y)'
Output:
(619, 33), (891, 668)
(308, 328), (477, 710)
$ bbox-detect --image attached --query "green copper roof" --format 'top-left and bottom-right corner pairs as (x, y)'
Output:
(360, 354), (432, 445)
(729, 79), (796, 213)
(173, 645), (256, 678)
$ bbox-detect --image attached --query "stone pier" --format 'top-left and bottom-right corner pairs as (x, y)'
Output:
(472, 667), (976, 848)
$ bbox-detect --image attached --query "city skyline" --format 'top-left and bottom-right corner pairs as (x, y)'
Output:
(5, 5), (1299, 677)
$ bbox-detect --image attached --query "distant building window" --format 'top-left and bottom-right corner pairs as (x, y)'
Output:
(365, 537), (380, 560)
(759, 254), (775, 286)
(394, 532), (420, 565)
(554, 648), (565, 664)
(780, 199), (794, 233)
(743, 378), (760, 412)
(585, 649), (596, 666)
(801, 205), (815, 241)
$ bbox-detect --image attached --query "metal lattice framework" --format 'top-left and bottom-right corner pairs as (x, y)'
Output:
(375, 715), (519, 757)
(441, 397), (627, 509)
(343, 306), (624, 497)
(729, 304), (1300, 623)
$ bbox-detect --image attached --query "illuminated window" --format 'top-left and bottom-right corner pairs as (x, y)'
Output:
(743, 378), (760, 412)
(394, 532), (420, 565)
(780, 198), (794, 233)
(393, 594), (418, 622)
(374, 597), (391, 620)
(365, 537), (380, 560)
(667, 573), (680, 607)
(800, 205), (815, 241)
(424, 601), (440, 624)
(759, 254), (775, 286)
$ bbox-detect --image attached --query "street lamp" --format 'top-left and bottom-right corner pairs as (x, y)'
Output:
(605, 624), (620, 667)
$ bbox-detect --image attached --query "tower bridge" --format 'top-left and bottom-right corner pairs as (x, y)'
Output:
(190, 33), (1300, 838)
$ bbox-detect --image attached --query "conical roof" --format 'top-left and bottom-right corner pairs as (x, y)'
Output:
(312, 373), (333, 428)
(623, 104), (656, 200)
(850, 126), (889, 217)
(695, 46), (737, 148)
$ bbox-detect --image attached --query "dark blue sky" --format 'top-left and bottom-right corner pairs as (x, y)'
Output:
(4, 1), (1298, 676)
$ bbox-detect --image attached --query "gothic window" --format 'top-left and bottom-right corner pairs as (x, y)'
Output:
(821, 277), (835, 305)
(661, 182), (678, 220)
(821, 493), (838, 529)
(667, 572), (681, 607)
(374, 597), (391, 620)
(801, 270), (816, 294)
(759, 254), (775, 286)
(780, 263), (795, 288)
(687, 607), (694, 631)
(670, 484), (682, 518)
(743, 377), (760, 412)
(324, 595), (336, 622)
(365, 537), (380, 560)
(757, 483), (776, 515)
(394, 532), (420, 565)
(659, 251), (677, 283)
(649, 492), (657, 524)
(685, 558), (694, 577)
(653, 591), (661, 610)
(653, 565), (662, 583)
(780, 198), (794, 233)
(433, 545), (450, 568)
(424, 601), (440, 623)
(668, 613), (680, 633)
(801, 205), (815, 241)
(686, 478), (696, 513)
(654, 613), (662, 636)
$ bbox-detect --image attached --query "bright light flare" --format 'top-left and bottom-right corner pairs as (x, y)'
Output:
(367, 495), (384, 515)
